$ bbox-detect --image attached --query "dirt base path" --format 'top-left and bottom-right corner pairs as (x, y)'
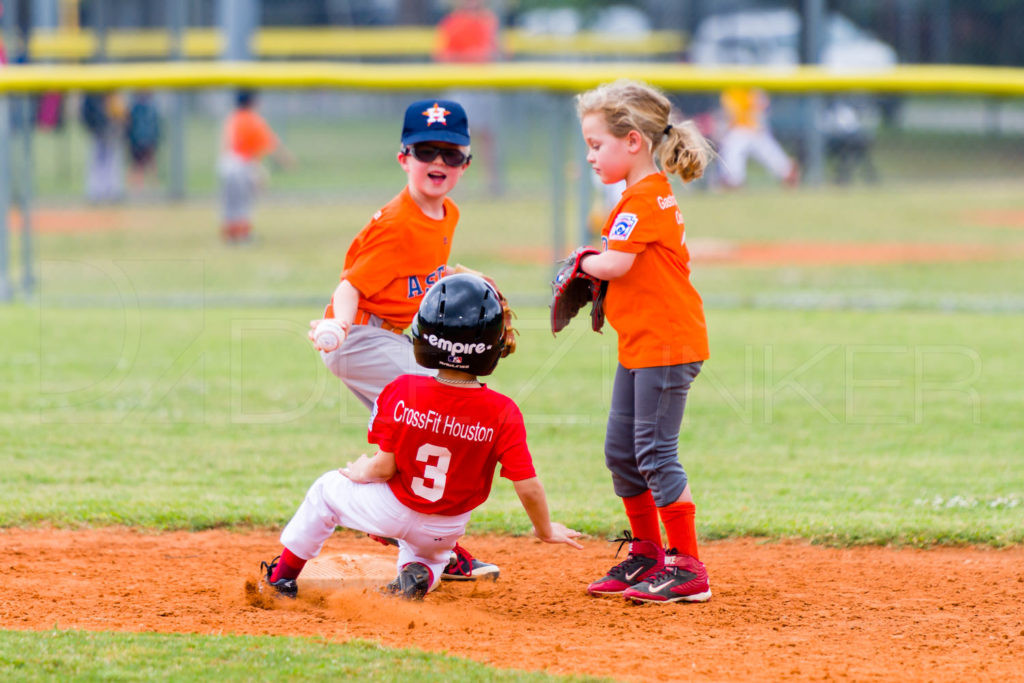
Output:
(3, 528), (1022, 682)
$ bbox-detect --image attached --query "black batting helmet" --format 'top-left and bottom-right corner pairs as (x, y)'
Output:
(412, 273), (506, 376)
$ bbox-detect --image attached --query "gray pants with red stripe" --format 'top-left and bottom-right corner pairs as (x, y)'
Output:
(321, 318), (435, 410)
(604, 361), (703, 507)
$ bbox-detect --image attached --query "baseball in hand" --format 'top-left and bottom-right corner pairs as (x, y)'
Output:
(313, 319), (346, 352)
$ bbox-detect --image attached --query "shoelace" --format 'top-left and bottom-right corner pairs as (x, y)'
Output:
(609, 530), (637, 558)
(261, 555), (281, 580)
(607, 554), (653, 580)
(605, 530), (650, 580)
(449, 544), (474, 575)
(643, 564), (682, 584)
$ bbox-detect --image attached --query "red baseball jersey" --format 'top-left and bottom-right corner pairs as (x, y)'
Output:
(369, 375), (536, 516)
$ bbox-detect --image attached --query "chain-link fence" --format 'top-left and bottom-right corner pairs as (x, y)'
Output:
(14, 85), (1024, 206)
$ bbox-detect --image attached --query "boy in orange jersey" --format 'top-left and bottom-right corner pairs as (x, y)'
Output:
(218, 89), (295, 244)
(307, 99), (500, 581)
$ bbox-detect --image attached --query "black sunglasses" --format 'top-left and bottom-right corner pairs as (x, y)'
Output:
(402, 144), (472, 167)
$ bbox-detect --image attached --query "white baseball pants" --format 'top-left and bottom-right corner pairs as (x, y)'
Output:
(280, 470), (470, 589)
(719, 127), (794, 186)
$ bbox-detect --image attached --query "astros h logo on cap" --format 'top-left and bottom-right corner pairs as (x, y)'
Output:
(402, 99), (471, 147)
(423, 103), (450, 126)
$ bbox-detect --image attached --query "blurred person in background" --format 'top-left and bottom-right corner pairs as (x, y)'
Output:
(81, 91), (126, 203)
(218, 89), (295, 245)
(435, 0), (504, 196)
(125, 91), (161, 191)
(717, 87), (799, 189)
(823, 98), (878, 185)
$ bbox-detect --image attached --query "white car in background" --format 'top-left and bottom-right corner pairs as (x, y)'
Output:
(689, 8), (895, 183)
(516, 4), (652, 38)
(691, 8), (897, 70)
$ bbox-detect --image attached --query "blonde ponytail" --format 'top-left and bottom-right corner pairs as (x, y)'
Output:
(659, 120), (712, 183)
(576, 79), (713, 184)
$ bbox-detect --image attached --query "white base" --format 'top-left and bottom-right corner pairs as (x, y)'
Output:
(296, 552), (395, 592)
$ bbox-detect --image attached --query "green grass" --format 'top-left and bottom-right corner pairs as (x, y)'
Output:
(15, 181), (1024, 312)
(4, 134), (1024, 679)
(4, 181), (1024, 544)
(0, 630), (606, 682)
(3, 302), (1022, 545)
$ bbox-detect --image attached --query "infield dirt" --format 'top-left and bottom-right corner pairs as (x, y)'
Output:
(5, 528), (1022, 681)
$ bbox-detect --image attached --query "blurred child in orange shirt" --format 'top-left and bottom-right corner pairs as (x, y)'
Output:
(218, 89), (295, 244)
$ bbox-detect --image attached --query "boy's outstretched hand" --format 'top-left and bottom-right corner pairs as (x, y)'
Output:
(535, 522), (584, 549)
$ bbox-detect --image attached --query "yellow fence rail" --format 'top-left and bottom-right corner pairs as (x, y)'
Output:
(2, 61), (1024, 96)
(25, 27), (687, 60)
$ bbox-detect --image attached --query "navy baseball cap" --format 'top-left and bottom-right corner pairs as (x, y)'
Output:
(401, 99), (471, 146)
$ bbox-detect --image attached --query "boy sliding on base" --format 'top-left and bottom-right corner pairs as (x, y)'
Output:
(306, 99), (503, 579)
(262, 274), (582, 599)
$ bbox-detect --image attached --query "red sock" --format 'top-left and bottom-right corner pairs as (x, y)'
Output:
(622, 490), (662, 546)
(270, 547), (306, 582)
(658, 501), (699, 560)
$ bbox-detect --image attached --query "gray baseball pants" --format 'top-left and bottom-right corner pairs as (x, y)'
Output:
(321, 320), (436, 410)
(604, 361), (703, 506)
(218, 154), (258, 222)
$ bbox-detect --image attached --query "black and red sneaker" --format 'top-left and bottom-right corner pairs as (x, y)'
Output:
(441, 543), (500, 581)
(622, 550), (711, 604)
(587, 530), (665, 596)
(384, 562), (432, 600)
(259, 556), (298, 599)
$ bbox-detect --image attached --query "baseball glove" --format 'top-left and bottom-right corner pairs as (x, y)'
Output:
(449, 264), (519, 357)
(550, 247), (606, 335)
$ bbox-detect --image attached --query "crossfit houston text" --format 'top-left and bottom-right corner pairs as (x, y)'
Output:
(393, 400), (494, 443)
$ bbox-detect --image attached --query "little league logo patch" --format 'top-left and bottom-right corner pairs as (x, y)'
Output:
(609, 212), (638, 241)
(422, 103), (450, 126)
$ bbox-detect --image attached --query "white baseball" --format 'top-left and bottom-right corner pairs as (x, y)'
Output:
(314, 320), (345, 353)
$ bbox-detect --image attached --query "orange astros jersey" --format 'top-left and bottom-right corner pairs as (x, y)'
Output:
(326, 187), (458, 328)
(600, 172), (709, 369)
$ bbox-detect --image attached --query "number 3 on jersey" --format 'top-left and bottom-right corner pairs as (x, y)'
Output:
(411, 443), (452, 502)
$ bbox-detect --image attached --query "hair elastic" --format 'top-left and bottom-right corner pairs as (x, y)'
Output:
(663, 124), (674, 136)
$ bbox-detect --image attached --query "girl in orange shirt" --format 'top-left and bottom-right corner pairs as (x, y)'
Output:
(574, 80), (714, 604)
